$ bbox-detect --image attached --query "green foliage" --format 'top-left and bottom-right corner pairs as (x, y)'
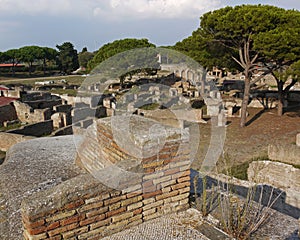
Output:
(253, 9), (300, 63)
(56, 42), (79, 74)
(173, 29), (238, 70)
(87, 38), (155, 71)
(78, 51), (94, 68)
(224, 162), (250, 180)
(1, 46), (58, 76)
(138, 103), (159, 110)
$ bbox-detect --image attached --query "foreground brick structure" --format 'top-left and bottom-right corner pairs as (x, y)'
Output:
(21, 116), (191, 239)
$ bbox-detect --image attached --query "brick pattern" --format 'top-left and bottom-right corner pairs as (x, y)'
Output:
(23, 118), (190, 239)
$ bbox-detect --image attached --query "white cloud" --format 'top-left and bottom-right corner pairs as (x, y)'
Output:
(94, 0), (222, 19)
(0, 0), (222, 20)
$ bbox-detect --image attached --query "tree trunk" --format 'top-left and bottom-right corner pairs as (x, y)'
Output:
(277, 81), (284, 116)
(43, 58), (46, 76)
(240, 76), (251, 127)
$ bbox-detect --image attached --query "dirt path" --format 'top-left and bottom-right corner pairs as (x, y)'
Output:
(191, 106), (300, 171)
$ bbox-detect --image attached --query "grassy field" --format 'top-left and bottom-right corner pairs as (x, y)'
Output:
(0, 75), (85, 87)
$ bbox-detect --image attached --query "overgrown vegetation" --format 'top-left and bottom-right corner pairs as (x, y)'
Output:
(222, 153), (269, 180)
(191, 154), (282, 239)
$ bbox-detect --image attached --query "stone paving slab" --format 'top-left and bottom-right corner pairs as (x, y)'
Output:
(103, 209), (211, 240)
(0, 135), (84, 239)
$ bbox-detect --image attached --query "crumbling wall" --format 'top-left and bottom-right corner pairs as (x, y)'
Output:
(13, 101), (51, 124)
(248, 161), (300, 209)
(22, 116), (191, 239)
(0, 104), (17, 126)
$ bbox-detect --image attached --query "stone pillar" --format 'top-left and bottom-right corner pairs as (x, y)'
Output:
(296, 133), (300, 147)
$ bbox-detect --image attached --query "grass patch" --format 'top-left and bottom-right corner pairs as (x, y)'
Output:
(222, 153), (269, 180)
(139, 103), (160, 110)
(224, 161), (250, 180)
(0, 123), (22, 131)
(0, 75), (85, 87)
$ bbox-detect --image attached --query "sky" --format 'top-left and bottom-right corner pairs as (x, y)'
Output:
(0, 0), (300, 52)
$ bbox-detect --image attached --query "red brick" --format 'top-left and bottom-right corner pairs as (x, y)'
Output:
(143, 190), (162, 199)
(105, 207), (126, 218)
(27, 225), (46, 235)
(145, 168), (155, 173)
(86, 206), (108, 218)
(23, 218), (45, 229)
(133, 208), (143, 215)
(104, 195), (126, 205)
(126, 190), (142, 199)
(46, 221), (60, 231)
(156, 190), (179, 201)
(48, 223), (79, 237)
(80, 214), (105, 226)
(64, 199), (84, 210)
(60, 214), (85, 226)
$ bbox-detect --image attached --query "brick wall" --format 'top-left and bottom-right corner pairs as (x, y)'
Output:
(22, 116), (191, 239)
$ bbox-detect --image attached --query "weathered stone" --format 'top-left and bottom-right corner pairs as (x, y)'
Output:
(268, 144), (300, 165)
(248, 160), (300, 208)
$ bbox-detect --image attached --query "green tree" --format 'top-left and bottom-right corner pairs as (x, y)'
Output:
(78, 48), (94, 69)
(192, 5), (299, 127)
(270, 61), (300, 115)
(56, 42), (79, 74)
(4, 49), (21, 76)
(173, 29), (239, 71)
(41, 47), (58, 75)
(18, 46), (44, 75)
(87, 38), (155, 71)
(253, 10), (300, 115)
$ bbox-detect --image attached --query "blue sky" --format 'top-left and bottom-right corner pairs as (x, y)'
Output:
(0, 0), (300, 52)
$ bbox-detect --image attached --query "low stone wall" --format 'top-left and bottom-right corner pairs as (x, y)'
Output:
(268, 144), (300, 166)
(248, 161), (300, 209)
(0, 132), (35, 152)
(8, 120), (53, 137)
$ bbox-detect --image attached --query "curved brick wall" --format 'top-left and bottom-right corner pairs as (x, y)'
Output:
(22, 116), (191, 239)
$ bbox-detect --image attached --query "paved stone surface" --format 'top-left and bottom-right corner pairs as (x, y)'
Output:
(104, 209), (210, 240)
(0, 135), (84, 240)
